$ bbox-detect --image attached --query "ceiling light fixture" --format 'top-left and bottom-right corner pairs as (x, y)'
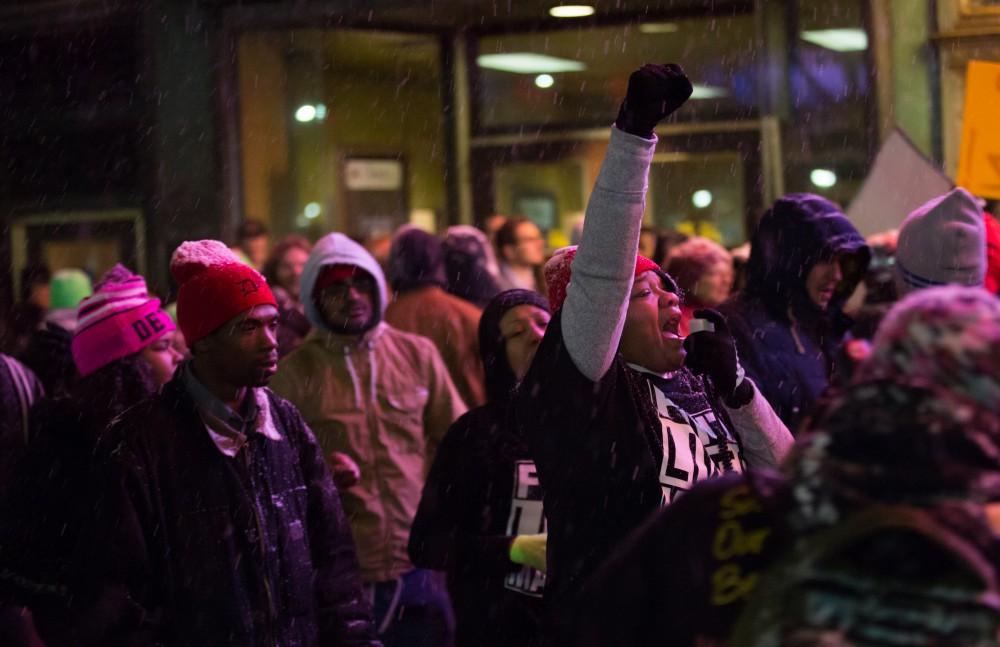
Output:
(810, 168), (838, 188)
(304, 202), (322, 219)
(549, 5), (595, 18)
(535, 74), (555, 88)
(800, 28), (868, 52)
(477, 53), (586, 74)
(690, 84), (729, 99)
(692, 190), (713, 209)
(639, 22), (679, 34)
(295, 105), (317, 123)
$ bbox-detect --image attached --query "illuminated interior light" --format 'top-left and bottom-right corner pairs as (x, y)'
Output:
(476, 53), (586, 74)
(810, 168), (838, 188)
(639, 22), (679, 34)
(692, 190), (713, 209)
(689, 84), (729, 99)
(548, 5), (595, 18)
(295, 105), (317, 123)
(304, 202), (322, 219)
(800, 28), (868, 52)
(535, 74), (555, 88)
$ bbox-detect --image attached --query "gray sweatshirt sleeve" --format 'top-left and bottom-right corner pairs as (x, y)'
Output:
(562, 127), (658, 382)
(724, 378), (795, 469)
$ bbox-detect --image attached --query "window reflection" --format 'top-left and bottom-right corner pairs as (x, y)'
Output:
(475, 14), (760, 133)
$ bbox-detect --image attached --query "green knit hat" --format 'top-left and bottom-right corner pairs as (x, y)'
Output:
(49, 269), (93, 309)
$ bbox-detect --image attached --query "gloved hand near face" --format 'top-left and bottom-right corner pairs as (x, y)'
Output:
(683, 309), (753, 407)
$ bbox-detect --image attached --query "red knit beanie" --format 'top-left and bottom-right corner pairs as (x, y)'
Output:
(170, 240), (277, 346)
(314, 264), (368, 294)
(985, 211), (1000, 295)
(544, 245), (661, 312)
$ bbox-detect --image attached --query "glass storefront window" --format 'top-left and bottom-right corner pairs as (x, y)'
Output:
(649, 152), (748, 247)
(783, 0), (875, 205)
(474, 13), (760, 133)
(238, 29), (446, 241)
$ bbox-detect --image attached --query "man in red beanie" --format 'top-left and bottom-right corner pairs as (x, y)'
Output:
(515, 65), (792, 645)
(97, 240), (379, 646)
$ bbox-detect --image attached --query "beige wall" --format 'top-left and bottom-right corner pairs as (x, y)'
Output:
(238, 32), (291, 235)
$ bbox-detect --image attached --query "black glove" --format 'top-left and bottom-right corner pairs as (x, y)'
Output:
(614, 63), (693, 139)
(683, 309), (753, 407)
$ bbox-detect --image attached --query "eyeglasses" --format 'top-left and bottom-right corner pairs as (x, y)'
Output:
(321, 277), (375, 298)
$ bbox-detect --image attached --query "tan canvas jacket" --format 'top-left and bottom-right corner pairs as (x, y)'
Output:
(272, 322), (466, 582)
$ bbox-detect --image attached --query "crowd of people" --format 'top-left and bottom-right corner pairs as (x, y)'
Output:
(1, 62), (1000, 647)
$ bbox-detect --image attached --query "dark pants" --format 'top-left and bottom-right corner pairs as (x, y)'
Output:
(366, 569), (455, 647)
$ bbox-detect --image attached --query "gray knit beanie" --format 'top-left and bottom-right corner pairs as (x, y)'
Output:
(895, 187), (986, 294)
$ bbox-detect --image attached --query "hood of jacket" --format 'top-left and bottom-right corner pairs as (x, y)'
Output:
(443, 225), (502, 308)
(300, 232), (389, 333)
(745, 193), (870, 319)
(478, 289), (550, 403)
(388, 226), (448, 293)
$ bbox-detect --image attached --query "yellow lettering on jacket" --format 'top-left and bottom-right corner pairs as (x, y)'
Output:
(709, 484), (772, 606)
(712, 520), (771, 560)
(711, 564), (758, 605)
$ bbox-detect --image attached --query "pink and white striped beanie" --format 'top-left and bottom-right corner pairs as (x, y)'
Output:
(71, 264), (176, 376)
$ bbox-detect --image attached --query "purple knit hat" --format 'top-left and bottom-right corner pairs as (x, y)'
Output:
(71, 264), (175, 376)
(854, 285), (1000, 409)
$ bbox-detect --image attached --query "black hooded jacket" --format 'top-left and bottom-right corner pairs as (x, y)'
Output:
(718, 194), (870, 433)
(442, 229), (502, 309)
(387, 227), (449, 294)
(409, 290), (549, 647)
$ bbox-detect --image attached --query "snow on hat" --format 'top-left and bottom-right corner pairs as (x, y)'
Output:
(855, 285), (1000, 410)
(170, 240), (276, 346)
(71, 264), (175, 376)
(544, 245), (668, 312)
(50, 269), (93, 310)
(895, 188), (986, 294)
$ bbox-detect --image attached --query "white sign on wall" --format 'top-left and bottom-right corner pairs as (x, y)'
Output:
(344, 159), (403, 191)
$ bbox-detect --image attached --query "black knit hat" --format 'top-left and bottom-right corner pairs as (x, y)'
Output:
(388, 227), (448, 293)
(478, 289), (550, 403)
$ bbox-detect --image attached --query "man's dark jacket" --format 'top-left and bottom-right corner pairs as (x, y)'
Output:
(102, 375), (379, 647)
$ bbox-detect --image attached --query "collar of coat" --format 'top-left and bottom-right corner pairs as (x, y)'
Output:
(310, 321), (388, 354)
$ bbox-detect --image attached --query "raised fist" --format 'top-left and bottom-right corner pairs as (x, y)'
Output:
(615, 63), (693, 139)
